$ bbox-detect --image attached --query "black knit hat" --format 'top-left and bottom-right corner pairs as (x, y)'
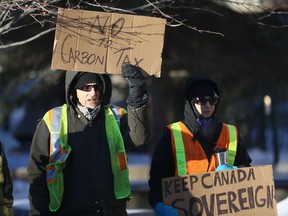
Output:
(188, 80), (218, 99)
(74, 72), (101, 89)
(184, 75), (220, 100)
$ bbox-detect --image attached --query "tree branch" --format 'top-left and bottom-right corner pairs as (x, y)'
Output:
(0, 0), (287, 49)
(0, 27), (55, 49)
(145, 0), (225, 36)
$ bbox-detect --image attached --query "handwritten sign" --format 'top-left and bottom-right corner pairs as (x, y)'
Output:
(51, 8), (166, 77)
(162, 165), (278, 216)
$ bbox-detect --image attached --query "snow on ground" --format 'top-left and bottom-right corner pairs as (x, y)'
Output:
(277, 196), (288, 216)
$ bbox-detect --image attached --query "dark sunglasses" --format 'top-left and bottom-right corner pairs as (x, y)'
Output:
(194, 97), (219, 106)
(78, 84), (99, 92)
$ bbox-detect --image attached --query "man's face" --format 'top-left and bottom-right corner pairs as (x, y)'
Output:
(76, 82), (100, 109)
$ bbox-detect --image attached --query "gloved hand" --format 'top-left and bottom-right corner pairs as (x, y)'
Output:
(216, 164), (238, 171)
(122, 63), (148, 107)
(155, 202), (179, 216)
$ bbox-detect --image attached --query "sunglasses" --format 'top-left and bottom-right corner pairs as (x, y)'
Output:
(194, 97), (219, 106)
(78, 84), (99, 92)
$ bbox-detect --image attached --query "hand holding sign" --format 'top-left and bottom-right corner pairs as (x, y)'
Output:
(122, 63), (148, 107)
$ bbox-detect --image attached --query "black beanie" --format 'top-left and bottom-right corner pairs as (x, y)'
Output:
(74, 72), (101, 89)
(188, 81), (218, 99)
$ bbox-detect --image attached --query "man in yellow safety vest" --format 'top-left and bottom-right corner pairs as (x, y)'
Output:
(28, 64), (150, 216)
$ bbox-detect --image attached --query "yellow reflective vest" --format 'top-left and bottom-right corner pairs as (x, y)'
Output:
(43, 104), (131, 212)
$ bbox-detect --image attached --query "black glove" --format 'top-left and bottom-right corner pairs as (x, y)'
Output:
(122, 64), (148, 107)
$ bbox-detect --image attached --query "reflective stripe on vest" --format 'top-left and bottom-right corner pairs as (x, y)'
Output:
(45, 105), (70, 183)
(110, 105), (125, 127)
(43, 104), (70, 212)
(227, 124), (237, 166)
(170, 123), (187, 176)
(169, 122), (238, 176)
(43, 104), (130, 212)
(104, 107), (130, 199)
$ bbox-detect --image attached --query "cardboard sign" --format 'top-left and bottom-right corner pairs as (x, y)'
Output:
(51, 8), (166, 77)
(162, 165), (278, 216)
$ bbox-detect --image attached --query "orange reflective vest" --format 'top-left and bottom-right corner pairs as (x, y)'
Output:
(43, 104), (131, 212)
(168, 122), (238, 176)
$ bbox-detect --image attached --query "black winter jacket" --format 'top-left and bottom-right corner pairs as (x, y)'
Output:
(28, 72), (149, 216)
(0, 142), (14, 216)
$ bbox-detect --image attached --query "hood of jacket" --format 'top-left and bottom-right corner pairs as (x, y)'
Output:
(182, 75), (220, 134)
(65, 71), (112, 110)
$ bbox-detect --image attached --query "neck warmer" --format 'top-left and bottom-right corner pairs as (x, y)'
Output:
(196, 117), (212, 128)
(77, 104), (101, 120)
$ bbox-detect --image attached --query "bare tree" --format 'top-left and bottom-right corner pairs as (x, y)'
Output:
(1, 0), (288, 49)
(0, 0), (288, 152)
